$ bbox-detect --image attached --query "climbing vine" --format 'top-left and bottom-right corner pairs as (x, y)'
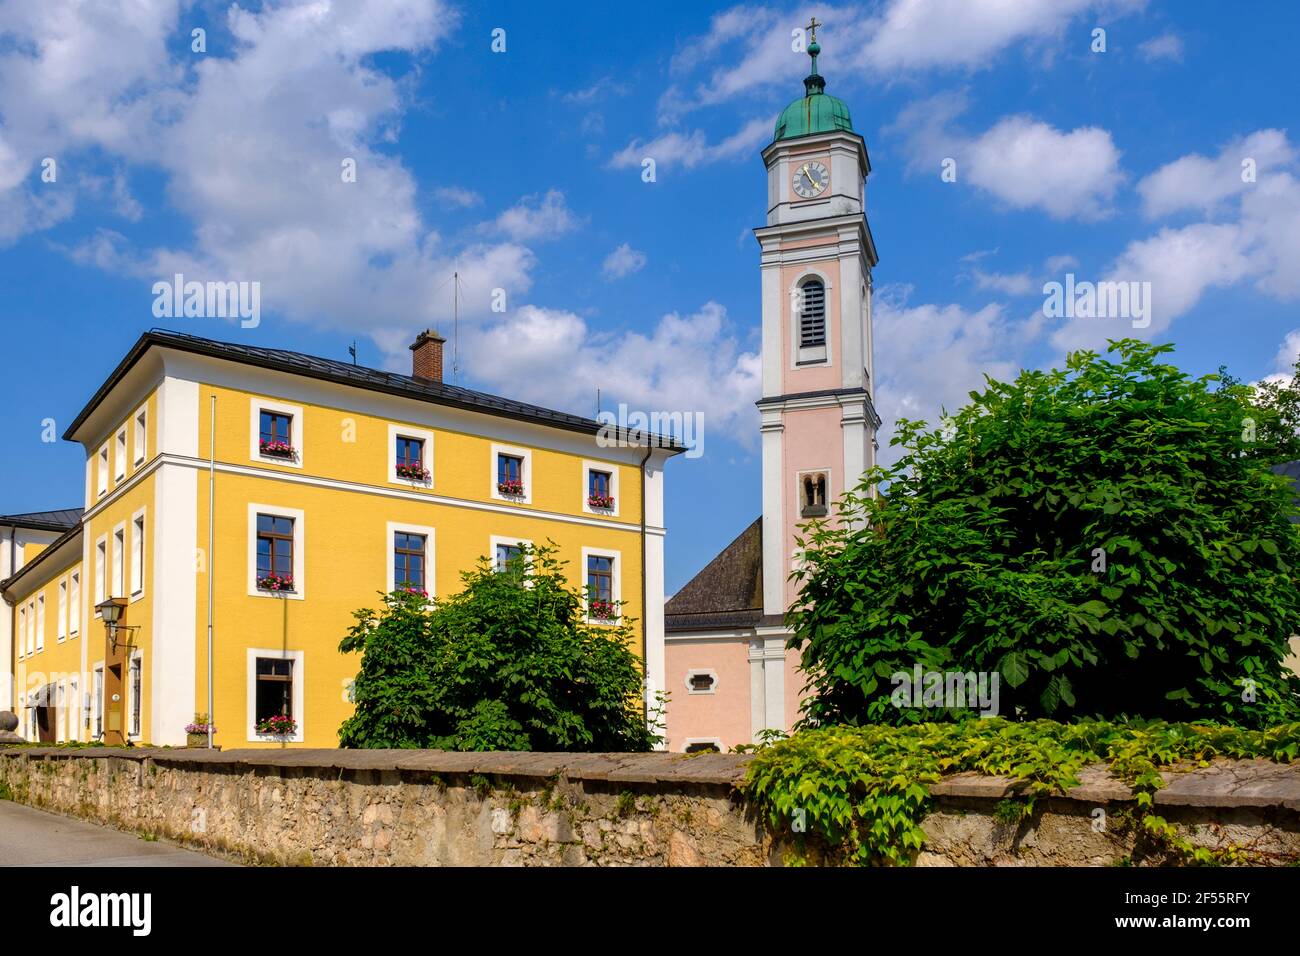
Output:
(739, 719), (1300, 866)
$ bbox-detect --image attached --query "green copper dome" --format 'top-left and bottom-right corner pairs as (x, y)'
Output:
(773, 30), (854, 141)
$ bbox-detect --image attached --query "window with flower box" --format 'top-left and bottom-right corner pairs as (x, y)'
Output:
(255, 657), (293, 726)
(395, 436), (429, 482)
(498, 454), (524, 495)
(582, 460), (619, 516)
(255, 514), (295, 592)
(259, 411), (294, 458)
(586, 552), (616, 622)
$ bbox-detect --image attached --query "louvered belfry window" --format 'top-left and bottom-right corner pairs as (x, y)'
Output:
(799, 279), (826, 347)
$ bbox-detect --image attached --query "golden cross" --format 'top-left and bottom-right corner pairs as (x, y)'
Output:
(806, 16), (821, 41)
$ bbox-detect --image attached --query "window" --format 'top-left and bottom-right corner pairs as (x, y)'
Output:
(93, 666), (104, 738)
(583, 461), (620, 516)
(259, 410), (293, 456)
(69, 571), (80, 635)
(95, 538), (107, 608)
(255, 657), (294, 726)
(58, 579), (67, 641)
(587, 553), (614, 621)
(686, 669), (718, 695)
(798, 279), (826, 348)
(97, 445), (109, 497)
(800, 471), (829, 518)
(497, 453), (524, 492)
(131, 512), (145, 597)
(129, 655), (142, 737)
(112, 526), (125, 598)
(134, 407), (147, 464)
(256, 514), (295, 590)
(17, 606), (25, 659)
(115, 429), (127, 480)
(394, 436), (427, 481)
(36, 595), (45, 652)
(393, 531), (426, 591)
(684, 740), (722, 754)
(69, 676), (78, 742)
(495, 542), (524, 571)
(56, 681), (66, 743)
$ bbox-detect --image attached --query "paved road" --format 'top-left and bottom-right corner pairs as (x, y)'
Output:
(0, 801), (236, 866)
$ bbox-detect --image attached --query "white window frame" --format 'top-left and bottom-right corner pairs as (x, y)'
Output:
(56, 680), (67, 743)
(685, 668), (719, 695)
(581, 460), (620, 517)
(17, 606), (25, 660)
(130, 508), (146, 601)
(115, 427), (128, 480)
(27, 600), (35, 655)
(57, 578), (67, 641)
(490, 443), (533, 505)
(247, 503), (306, 600)
(111, 522), (126, 599)
(133, 405), (147, 465)
(69, 571), (80, 636)
(97, 444), (109, 497)
(790, 268), (834, 368)
(249, 397), (305, 469)
(794, 467), (833, 519)
(581, 546), (622, 625)
(387, 424), (434, 488)
(92, 665), (104, 739)
(128, 650), (143, 739)
(386, 522), (435, 595)
(247, 648), (305, 743)
(490, 534), (534, 574)
(94, 535), (108, 613)
(69, 675), (79, 742)
(36, 594), (45, 652)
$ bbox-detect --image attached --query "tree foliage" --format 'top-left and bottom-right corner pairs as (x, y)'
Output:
(338, 545), (655, 751)
(790, 340), (1300, 729)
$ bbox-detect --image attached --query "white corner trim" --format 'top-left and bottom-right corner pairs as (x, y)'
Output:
(580, 459), (620, 517)
(246, 647), (305, 743)
(581, 545), (622, 625)
(490, 442), (533, 504)
(386, 521), (436, 595)
(248, 396), (305, 469)
(246, 503), (306, 600)
(387, 423), (434, 489)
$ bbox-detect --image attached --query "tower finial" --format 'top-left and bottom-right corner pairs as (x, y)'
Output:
(803, 16), (825, 95)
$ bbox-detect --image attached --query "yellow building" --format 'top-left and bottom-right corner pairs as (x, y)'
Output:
(2, 329), (680, 747)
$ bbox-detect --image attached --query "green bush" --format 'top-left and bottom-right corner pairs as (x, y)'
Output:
(338, 544), (655, 751)
(790, 340), (1300, 728)
(740, 719), (1300, 865)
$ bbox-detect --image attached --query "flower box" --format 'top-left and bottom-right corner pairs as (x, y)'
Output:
(497, 479), (525, 497)
(255, 715), (297, 738)
(259, 439), (296, 459)
(590, 599), (617, 621)
(587, 493), (615, 510)
(395, 462), (430, 482)
(256, 572), (295, 593)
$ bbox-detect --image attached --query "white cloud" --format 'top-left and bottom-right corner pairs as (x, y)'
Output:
(970, 269), (1034, 296)
(1137, 129), (1295, 219)
(610, 117), (770, 170)
(602, 243), (647, 279)
(1045, 254), (1080, 273)
(889, 92), (1123, 220)
(462, 302), (762, 448)
(1138, 33), (1184, 63)
(434, 186), (482, 208)
(488, 190), (580, 242)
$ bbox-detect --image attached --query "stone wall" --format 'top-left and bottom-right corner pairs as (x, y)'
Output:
(1, 747), (1297, 866)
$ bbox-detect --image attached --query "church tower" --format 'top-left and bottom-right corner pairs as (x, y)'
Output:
(756, 22), (880, 619)
(662, 23), (880, 750)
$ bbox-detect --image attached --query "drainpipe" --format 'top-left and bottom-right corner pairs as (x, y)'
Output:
(206, 394), (216, 748)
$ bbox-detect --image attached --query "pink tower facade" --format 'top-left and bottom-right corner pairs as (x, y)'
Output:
(663, 37), (880, 752)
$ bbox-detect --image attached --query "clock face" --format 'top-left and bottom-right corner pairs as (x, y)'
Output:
(792, 160), (830, 198)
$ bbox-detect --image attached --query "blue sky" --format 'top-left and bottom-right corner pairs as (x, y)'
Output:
(1, 0), (1298, 592)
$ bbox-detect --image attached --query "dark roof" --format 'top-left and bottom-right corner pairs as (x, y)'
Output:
(665, 517), (778, 632)
(65, 329), (685, 450)
(0, 522), (82, 596)
(0, 509), (83, 533)
(1272, 460), (1300, 523)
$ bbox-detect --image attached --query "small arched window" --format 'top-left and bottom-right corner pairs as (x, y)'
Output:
(798, 279), (826, 348)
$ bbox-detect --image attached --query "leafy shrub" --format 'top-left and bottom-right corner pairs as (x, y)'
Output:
(790, 340), (1300, 729)
(740, 719), (1300, 865)
(338, 544), (655, 751)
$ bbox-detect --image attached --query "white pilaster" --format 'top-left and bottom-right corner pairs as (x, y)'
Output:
(150, 462), (198, 745)
(760, 413), (785, 616)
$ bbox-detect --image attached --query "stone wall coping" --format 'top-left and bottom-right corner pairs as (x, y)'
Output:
(3, 747), (1297, 809)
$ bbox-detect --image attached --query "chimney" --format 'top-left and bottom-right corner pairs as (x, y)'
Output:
(409, 329), (446, 383)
